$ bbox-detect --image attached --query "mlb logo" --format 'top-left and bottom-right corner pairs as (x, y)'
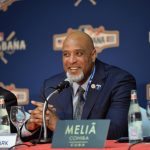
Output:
(0, 32), (4, 41)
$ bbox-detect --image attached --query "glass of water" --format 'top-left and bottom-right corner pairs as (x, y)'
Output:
(10, 106), (26, 144)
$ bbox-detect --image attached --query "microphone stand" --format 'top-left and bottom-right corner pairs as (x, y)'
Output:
(36, 89), (59, 144)
(42, 89), (59, 143)
(33, 79), (72, 144)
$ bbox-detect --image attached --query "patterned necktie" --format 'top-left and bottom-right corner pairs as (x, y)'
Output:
(73, 86), (85, 120)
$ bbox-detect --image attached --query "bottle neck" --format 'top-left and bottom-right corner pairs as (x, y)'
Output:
(131, 90), (138, 104)
(0, 104), (6, 108)
(131, 99), (138, 103)
(0, 99), (6, 109)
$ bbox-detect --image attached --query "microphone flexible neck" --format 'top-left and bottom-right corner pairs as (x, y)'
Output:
(43, 89), (59, 140)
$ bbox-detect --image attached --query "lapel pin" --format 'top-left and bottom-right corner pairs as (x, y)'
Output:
(96, 84), (102, 90)
(91, 84), (96, 89)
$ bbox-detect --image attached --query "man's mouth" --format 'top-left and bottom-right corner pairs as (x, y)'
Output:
(68, 67), (81, 74)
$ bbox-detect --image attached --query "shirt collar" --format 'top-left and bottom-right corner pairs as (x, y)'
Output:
(72, 76), (90, 97)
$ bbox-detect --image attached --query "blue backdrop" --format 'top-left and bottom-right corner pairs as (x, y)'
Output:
(0, 0), (150, 110)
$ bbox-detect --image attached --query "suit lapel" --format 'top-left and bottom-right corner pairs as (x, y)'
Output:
(60, 87), (73, 119)
(82, 60), (106, 119)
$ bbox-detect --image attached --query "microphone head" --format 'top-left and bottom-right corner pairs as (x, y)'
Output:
(64, 78), (73, 86)
(56, 78), (73, 92)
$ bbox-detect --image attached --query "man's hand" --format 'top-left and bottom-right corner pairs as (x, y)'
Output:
(47, 105), (59, 131)
(26, 101), (58, 132)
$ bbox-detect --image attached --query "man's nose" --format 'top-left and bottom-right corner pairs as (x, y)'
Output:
(69, 54), (77, 64)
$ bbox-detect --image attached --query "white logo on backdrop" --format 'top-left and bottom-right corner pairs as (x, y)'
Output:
(53, 25), (119, 53)
(0, 0), (21, 12)
(74, 0), (97, 7)
(0, 31), (26, 64)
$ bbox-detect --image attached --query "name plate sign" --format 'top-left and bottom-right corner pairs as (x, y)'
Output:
(52, 119), (110, 148)
(0, 133), (17, 149)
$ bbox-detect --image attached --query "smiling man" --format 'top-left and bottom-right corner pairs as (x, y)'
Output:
(21, 31), (136, 141)
(63, 31), (96, 84)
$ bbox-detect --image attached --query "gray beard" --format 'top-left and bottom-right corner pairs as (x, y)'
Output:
(66, 70), (84, 83)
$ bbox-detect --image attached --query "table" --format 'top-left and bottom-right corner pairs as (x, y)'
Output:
(16, 140), (150, 150)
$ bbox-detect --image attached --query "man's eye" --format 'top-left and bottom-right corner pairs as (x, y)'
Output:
(63, 53), (69, 57)
(76, 52), (83, 56)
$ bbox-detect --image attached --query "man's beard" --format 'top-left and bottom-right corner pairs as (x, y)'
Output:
(66, 70), (84, 83)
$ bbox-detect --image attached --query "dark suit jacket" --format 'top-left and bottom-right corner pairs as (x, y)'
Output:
(0, 87), (18, 133)
(22, 59), (136, 141)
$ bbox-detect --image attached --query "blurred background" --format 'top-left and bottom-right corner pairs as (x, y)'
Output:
(0, 0), (150, 111)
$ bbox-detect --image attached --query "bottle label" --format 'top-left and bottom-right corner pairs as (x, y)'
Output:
(0, 109), (10, 134)
(128, 121), (143, 140)
(0, 125), (10, 134)
(0, 109), (8, 117)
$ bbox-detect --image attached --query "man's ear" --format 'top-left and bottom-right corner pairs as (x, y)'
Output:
(92, 48), (97, 62)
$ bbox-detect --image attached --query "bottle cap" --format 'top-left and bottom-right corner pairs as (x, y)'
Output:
(131, 90), (137, 100)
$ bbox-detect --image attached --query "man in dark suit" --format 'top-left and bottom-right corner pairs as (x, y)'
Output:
(0, 87), (17, 133)
(21, 31), (136, 141)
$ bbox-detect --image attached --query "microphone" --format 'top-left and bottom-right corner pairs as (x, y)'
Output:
(35, 78), (72, 144)
(55, 78), (73, 92)
(46, 78), (73, 101)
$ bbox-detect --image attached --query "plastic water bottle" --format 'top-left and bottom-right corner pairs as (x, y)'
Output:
(128, 90), (143, 144)
(0, 95), (11, 134)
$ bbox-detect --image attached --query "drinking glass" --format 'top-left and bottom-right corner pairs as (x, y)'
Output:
(10, 106), (26, 144)
(146, 100), (150, 120)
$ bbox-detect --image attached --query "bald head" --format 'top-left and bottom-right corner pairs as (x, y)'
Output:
(63, 31), (95, 52)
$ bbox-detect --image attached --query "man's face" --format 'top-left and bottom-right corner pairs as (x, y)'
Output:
(62, 37), (96, 83)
